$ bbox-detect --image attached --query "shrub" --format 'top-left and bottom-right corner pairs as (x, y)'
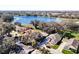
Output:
(39, 47), (50, 54)
(69, 48), (76, 53)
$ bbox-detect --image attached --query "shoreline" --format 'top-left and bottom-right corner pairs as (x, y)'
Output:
(0, 11), (79, 19)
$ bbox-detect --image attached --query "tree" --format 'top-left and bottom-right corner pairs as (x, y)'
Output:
(30, 20), (40, 29)
(2, 23), (16, 34)
(76, 45), (79, 54)
(2, 15), (14, 22)
(0, 37), (15, 54)
(14, 22), (22, 26)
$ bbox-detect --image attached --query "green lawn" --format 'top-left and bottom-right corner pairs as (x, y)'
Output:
(62, 49), (74, 54)
(51, 45), (59, 49)
(60, 30), (79, 40)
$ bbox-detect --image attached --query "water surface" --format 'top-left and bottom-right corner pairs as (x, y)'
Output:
(14, 16), (62, 24)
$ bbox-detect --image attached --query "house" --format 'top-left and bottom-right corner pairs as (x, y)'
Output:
(68, 38), (79, 50)
(46, 33), (61, 45)
(37, 33), (61, 47)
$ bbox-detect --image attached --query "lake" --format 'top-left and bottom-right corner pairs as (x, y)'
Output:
(13, 16), (62, 24)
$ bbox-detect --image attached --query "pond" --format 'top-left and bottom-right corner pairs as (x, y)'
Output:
(13, 16), (62, 24)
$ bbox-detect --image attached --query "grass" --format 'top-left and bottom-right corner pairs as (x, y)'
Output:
(51, 45), (59, 49)
(71, 33), (79, 40)
(21, 24), (36, 29)
(60, 29), (79, 40)
(62, 49), (74, 54)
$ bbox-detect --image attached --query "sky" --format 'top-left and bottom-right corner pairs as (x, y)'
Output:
(0, 0), (79, 10)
